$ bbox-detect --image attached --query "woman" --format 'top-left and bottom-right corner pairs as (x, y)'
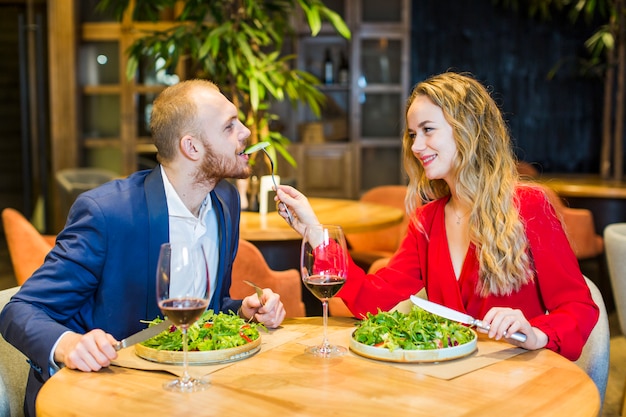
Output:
(276, 71), (598, 361)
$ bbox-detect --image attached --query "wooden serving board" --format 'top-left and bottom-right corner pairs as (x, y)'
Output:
(135, 336), (261, 365)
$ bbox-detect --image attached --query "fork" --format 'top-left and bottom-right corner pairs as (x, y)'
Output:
(261, 148), (294, 225)
(243, 280), (265, 306)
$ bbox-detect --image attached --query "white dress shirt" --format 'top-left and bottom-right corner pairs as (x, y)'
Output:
(161, 166), (219, 303)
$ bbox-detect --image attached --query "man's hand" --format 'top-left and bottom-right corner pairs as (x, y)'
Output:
(54, 329), (118, 372)
(239, 288), (286, 329)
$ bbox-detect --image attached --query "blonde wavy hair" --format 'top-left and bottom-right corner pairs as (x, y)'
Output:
(402, 72), (533, 296)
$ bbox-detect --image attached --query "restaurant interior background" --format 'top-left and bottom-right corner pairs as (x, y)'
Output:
(0, 1), (625, 416)
(0, 0), (606, 228)
(0, 0), (612, 299)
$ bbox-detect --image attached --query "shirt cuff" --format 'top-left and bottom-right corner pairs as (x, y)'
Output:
(49, 330), (71, 375)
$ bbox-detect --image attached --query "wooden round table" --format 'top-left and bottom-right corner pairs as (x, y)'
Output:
(36, 317), (600, 417)
(239, 197), (405, 242)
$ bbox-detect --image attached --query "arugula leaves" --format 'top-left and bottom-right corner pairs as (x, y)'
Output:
(141, 310), (266, 351)
(353, 306), (474, 351)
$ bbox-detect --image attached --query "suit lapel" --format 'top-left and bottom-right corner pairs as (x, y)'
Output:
(209, 188), (230, 311)
(144, 167), (169, 319)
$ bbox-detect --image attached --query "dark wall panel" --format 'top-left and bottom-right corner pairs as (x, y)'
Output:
(411, 0), (603, 174)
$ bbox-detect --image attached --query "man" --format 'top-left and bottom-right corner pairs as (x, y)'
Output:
(0, 79), (286, 417)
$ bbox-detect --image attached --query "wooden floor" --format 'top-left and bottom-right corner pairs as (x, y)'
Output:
(0, 238), (623, 416)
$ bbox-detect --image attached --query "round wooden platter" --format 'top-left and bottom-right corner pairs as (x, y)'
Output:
(135, 336), (261, 365)
(349, 329), (477, 363)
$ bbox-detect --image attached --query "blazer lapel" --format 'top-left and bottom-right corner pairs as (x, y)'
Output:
(144, 167), (169, 319)
(208, 189), (230, 311)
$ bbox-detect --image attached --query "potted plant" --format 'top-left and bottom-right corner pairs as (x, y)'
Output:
(96, 0), (350, 171)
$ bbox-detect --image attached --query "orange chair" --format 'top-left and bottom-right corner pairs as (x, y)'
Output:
(346, 185), (411, 270)
(535, 184), (604, 260)
(1, 208), (55, 285)
(230, 239), (305, 318)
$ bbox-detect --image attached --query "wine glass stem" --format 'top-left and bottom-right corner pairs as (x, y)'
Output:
(181, 327), (191, 384)
(321, 298), (329, 349)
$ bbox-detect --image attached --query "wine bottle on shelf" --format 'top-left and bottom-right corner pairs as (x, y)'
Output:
(338, 51), (349, 86)
(324, 48), (334, 85)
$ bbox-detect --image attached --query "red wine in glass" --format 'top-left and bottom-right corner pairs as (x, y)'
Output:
(300, 224), (349, 358)
(156, 242), (210, 392)
(158, 297), (209, 326)
(303, 275), (346, 300)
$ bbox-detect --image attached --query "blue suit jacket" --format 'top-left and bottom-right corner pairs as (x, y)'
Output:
(0, 167), (242, 416)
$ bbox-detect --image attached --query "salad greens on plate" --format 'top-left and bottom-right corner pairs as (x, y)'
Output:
(353, 306), (475, 351)
(141, 310), (266, 352)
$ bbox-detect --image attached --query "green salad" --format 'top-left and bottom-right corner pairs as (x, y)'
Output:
(141, 310), (266, 352)
(352, 306), (475, 351)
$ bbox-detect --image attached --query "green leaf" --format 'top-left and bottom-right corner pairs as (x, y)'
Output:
(250, 78), (259, 112)
(322, 9), (351, 39)
(126, 55), (138, 80)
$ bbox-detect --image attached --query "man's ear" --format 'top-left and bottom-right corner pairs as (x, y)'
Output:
(179, 135), (201, 161)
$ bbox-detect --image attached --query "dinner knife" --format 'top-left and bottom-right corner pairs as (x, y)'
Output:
(114, 319), (172, 351)
(409, 295), (527, 343)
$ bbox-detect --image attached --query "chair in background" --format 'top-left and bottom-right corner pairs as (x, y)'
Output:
(0, 286), (29, 417)
(575, 277), (610, 415)
(230, 239), (305, 318)
(603, 223), (626, 417)
(55, 168), (118, 221)
(535, 184), (604, 261)
(346, 185), (410, 271)
(1, 208), (55, 285)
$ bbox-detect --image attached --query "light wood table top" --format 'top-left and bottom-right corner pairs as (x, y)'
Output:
(36, 317), (599, 417)
(239, 197), (404, 242)
(539, 174), (626, 199)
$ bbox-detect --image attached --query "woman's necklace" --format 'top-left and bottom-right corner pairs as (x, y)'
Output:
(449, 201), (470, 225)
(453, 210), (470, 225)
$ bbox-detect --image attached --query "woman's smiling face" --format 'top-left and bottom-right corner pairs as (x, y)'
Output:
(406, 95), (457, 184)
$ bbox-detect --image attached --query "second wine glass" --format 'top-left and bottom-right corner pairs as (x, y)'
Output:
(300, 224), (348, 357)
(156, 242), (210, 392)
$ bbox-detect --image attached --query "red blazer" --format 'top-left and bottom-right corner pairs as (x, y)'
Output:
(338, 184), (599, 360)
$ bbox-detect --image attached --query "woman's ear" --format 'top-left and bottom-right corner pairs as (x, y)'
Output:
(179, 135), (202, 161)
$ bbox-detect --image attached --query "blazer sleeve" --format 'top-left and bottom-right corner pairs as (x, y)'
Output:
(0, 196), (110, 381)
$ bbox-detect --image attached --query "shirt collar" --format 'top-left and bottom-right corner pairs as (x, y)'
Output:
(160, 165), (212, 220)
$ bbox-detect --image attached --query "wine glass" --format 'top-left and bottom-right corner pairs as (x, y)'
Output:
(156, 242), (210, 392)
(300, 224), (349, 357)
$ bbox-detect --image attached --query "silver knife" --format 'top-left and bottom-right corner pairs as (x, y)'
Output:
(409, 295), (527, 343)
(114, 319), (172, 351)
